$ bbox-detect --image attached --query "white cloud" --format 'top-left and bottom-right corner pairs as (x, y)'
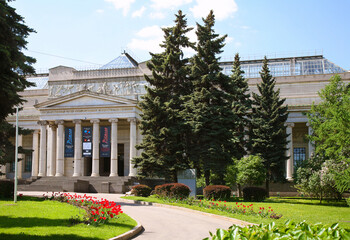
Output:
(132, 6), (146, 18)
(136, 25), (164, 38)
(105, 0), (135, 16)
(225, 36), (233, 43)
(190, 0), (238, 21)
(96, 9), (104, 14)
(150, 0), (192, 10)
(240, 25), (250, 30)
(149, 12), (166, 19)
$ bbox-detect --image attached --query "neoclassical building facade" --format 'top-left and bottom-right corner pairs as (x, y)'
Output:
(2, 52), (349, 183)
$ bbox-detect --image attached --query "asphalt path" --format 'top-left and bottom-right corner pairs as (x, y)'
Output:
(19, 191), (252, 240)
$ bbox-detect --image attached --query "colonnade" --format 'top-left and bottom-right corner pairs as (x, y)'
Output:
(32, 118), (137, 177)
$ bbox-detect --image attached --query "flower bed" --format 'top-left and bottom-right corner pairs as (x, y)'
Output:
(43, 192), (123, 225)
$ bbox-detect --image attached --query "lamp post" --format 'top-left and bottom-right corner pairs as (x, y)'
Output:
(14, 106), (18, 203)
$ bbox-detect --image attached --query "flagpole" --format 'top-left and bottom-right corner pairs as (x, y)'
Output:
(14, 106), (19, 203)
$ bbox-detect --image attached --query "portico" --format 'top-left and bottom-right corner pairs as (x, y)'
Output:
(33, 90), (141, 177)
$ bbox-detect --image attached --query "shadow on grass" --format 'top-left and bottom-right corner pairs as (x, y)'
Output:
(0, 216), (69, 228)
(0, 233), (98, 240)
(263, 198), (348, 207)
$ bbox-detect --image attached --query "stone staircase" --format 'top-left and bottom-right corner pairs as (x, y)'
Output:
(18, 176), (137, 193)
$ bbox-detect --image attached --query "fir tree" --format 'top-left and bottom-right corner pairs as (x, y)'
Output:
(185, 10), (238, 185)
(250, 57), (289, 196)
(134, 10), (194, 182)
(230, 53), (252, 158)
(0, 0), (35, 167)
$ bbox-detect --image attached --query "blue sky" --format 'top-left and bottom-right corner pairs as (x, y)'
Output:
(11, 0), (350, 72)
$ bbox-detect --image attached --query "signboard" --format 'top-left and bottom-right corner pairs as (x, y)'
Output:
(82, 127), (92, 157)
(64, 127), (74, 157)
(100, 126), (111, 157)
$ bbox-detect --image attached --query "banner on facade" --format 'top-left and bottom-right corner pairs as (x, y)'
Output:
(100, 126), (111, 157)
(82, 127), (92, 157)
(64, 127), (74, 157)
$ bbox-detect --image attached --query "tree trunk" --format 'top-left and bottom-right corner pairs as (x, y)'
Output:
(237, 183), (242, 198)
(265, 172), (270, 198)
(171, 170), (178, 183)
(205, 170), (210, 186)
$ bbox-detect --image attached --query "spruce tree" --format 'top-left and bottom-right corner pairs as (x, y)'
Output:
(0, 0), (35, 166)
(230, 53), (252, 158)
(134, 10), (194, 182)
(250, 57), (289, 196)
(185, 10), (238, 185)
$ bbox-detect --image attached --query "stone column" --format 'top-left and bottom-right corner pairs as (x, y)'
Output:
(128, 118), (137, 176)
(73, 120), (82, 177)
(38, 121), (47, 177)
(285, 123), (295, 180)
(18, 135), (23, 179)
(306, 122), (314, 159)
(109, 118), (118, 177)
(31, 130), (39, 177)
(55, 120), (65, 177)
(90, 119), (100, 177)
(47, 124), (57, 176)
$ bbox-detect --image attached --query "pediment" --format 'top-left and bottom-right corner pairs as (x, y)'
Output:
(35, 90), (137, 109)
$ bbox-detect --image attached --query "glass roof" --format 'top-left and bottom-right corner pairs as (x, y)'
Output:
(26, 76), (49, 90)
(221, 55), (346, 78)
(100, 53), (138, 69)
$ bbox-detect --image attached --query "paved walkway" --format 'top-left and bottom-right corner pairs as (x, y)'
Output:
(19, 191), (251, 240)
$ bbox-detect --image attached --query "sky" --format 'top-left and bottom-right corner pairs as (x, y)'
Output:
(10, 0), (350, 72)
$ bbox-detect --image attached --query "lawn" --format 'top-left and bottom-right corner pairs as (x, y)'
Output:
(0, 196), (137, 240)
(122, 196), (350, 229)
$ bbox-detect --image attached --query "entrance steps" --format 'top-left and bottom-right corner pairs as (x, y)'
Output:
(18, 176), (137, 193)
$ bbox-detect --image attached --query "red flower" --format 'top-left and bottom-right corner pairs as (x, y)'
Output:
(103, 217), (106, 220)
(94, 219), (97, 222)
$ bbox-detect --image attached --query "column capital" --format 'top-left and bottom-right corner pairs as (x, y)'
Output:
(127, 117), (137, 123)
(49, 123), (57, 130)
(73, 119), (82, 124)
(109, 118), (118, 123)
(55, 120), (64, 125)
(33, 129), (40, 134)
(37, 120), (48, 126)
(90, 119), (100, 124)
(285, 122), (295, 128)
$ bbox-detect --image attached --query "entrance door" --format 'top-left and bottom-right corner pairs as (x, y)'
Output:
(118, 144), (124, 176)
(84, 157), (92, 176)
(99, 157), (110, 176)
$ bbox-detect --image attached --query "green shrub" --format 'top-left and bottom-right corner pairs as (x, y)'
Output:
(170, 183), (190, 198)
(346, 198), (350, 207)
(0, 180), (14, 199)
(242, 187), (267, 202)
(131, 184), (152, 197)
(203, 185), (231, 200)
(204, 221), (350, 240)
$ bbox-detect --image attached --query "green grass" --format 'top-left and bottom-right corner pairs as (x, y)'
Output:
(0, 196), (137, 240)
(122, 196), (350, 229)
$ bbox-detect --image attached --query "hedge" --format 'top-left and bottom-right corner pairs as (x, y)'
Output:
(203, 185), (231, 200)
(242, 186), (267, 202)
(0, 180), (14, 199)
(131, 184), (152, 197)
(155, 183), (191, 198)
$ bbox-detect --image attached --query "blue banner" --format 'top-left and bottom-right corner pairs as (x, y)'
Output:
(64, 127), (74, 157)
(82, 127), (92, 157)
(100, 126), (111, 157)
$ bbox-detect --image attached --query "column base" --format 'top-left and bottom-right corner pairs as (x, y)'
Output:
(72, 173), (81, 177)
(109, 173), (118, 177)
(38, 173), (45, 177)
(55, 173), (63, 177)
(286, 177), (293, 182)
(91, 173), (100, 177)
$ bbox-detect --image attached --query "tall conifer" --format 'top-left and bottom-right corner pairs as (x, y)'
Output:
(185, 11), (238, 185)
(250, 57), (289, 196)
(230, 53), (252, 158)
(134, 11), (194, 182)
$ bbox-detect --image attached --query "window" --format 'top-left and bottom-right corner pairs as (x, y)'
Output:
(25, 155), (32, 172)
(294, 147), (306, 167)
(10, 162), (15, 172)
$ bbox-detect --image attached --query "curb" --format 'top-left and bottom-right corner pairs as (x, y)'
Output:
(109, 222), (143, 240)
(117, 197), (255, 227)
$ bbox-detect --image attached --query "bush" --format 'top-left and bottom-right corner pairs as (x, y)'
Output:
(154, 183), (191, 199)
(204, 221), (350, 240)
(242, 187), (267, 202)
(203, 185), (231, 200)
(131, 184), (152, 197)
(154, 183), (174, 197)
(0, 180), (14, 199)
(346, 198), (350, 207)
(170, 183), (190, 198)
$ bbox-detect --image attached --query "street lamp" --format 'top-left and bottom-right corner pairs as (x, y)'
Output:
(14, 106), (19, 203)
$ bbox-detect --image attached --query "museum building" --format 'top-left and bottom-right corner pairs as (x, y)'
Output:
(1, 52), (349, 192)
